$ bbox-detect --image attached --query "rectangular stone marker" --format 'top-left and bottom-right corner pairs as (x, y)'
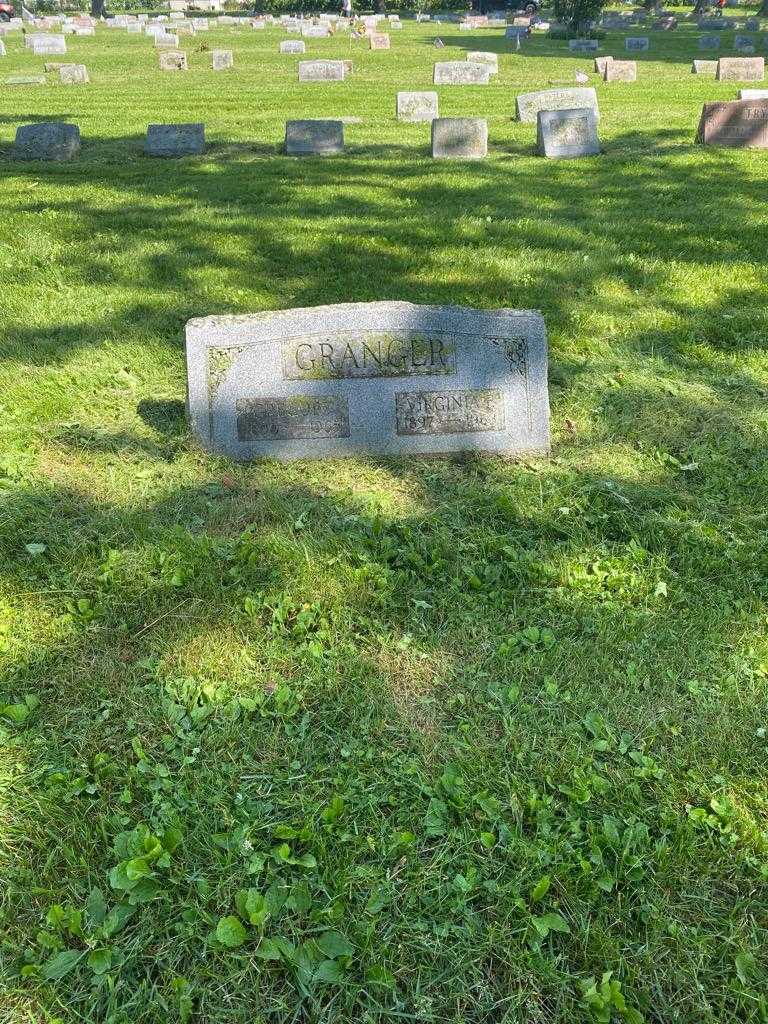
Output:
(59, 63), (89, 84)
(280, 40), (305, 53)
(692, 59), (718, 75)
(32, 34), (66, 54)
(145, 122), (205, 156)
(739, 88), (768, 98)
(211, 49), (233, 70)
(516, 86), (599, 123)
(6, 74), (46, 85)
(624, 36), (649, 51)
(431, 117), (487, 159)
(185, 302), (549, 461)
(0, 39), (5, 56)
(159, 49), (187, 70)
(568, 38), (598, 52)
(506, 26), (527, 38)
(466, 51), (498, 73)
(397, 91), (438, 122)
(537, 107), (599, 158)
(298, 60), (345, 81)
(699, 34), (721, 48)
(433, 61), (491, 85)
(15, 121), (80, 160)
(285, 120), (344, 156)
(155, 33), (180, 47)
(697, 98), (768, 146)
(302, 25), (330, 37)
(604, 59), (636, 81)
(734, 35), (755, 50)
(717, 56), (764, 81)
(594, 55), (612, 74)
(369, 32), (390, 49)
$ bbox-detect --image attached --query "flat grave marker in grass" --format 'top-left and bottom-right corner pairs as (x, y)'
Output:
(185, 302), (549, 461)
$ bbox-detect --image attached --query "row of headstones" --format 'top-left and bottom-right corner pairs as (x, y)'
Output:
(568, 35), (768, 53)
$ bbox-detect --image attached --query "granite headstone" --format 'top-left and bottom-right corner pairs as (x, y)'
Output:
(285, 119), (344, 155)
(15, 121), (80, 160)
(433, 61), (491, 84)
(298, 60), (345, 81)
(396, 90), (438, 122)
(145, 122), (205, 156)
(431, 117), (487, 159)
(625, 36), (649, 51)
(716, 56), (764, 81)
(697, 97), (768, 146)
(516, 86), (599, 123)
(537, 107), (600, 158)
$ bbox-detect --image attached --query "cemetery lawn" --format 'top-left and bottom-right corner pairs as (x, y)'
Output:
(2, 10), (768, 1022)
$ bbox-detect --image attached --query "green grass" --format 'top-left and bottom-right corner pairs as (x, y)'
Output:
(1, 10), (768, 1022)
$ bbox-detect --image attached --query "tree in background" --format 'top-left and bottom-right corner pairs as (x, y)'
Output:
(553, 0), (605, 32)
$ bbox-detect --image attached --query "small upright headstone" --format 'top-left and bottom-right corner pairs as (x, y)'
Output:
(624, 36), (649, 51)
(568, 38), (598, 52)
(433, 61), (491, 85)
(280, 40), (305, 53)
(594, 55), (612, 74)
(466, 51), (498, 73)
(15, 121), (80, 160)
(692, 59), (718, 76)
(516, 87), (599, 123)
(396, 91), (438, 122)
(369, 32), (390, 49)
(155, 33), (180, 47)
(285, 119), (344, 156)
(298, 60), (345, 81)
(537, 107), (600, 158)
(716, 56), (764, 81)
(32, 33), (66, 54)
(145, 122), (205, 156)
(59, 63), (89, 84)
(159, 49), (187, 70)
(185, 302), (550, 461)
(431, 117), (487, 159)
(211, 49), (233, 70)
(604, 59), (636, 81)
(698, 34), (721, 49)
(697, 98), (768, 146)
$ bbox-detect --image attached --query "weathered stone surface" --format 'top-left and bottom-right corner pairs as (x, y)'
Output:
(604, 59), (636, 81)
(59, 63), (89, 84)
(624, 36), (649, 51)
(298, 60), (345, 81)
(739, 88), (768, 98)
(280, 39), (305, 53)
(185, 302), (550, 461)
(396, 90), (438, 122)
(369, 32), (390, 49)
(32, 33), (66, 54)
(158, 49), (187, 70)
(466, 50), (498, 73)
(537, 106), (600, 158)
(594, 55), (613, 74)
(716, 56), (764, 81)
(154, 33), (180, 47)
(211, 49), (233, 69)
(145, 122), (204, 156)
(431, 117), (487, 159)
(516, 86), (599, 123)
(285, 119), (344, 155)
(734, 34), (755, 51)
(15, 121), (80, 160)
(568, 38), (598, 52)
(698, 34), (721, 48)
(433, 61), (490, 85)
(6, 74), (46, 85)
(692, 59), (718, 75)
(697, 98), (768, 146)
(301, 25), (329, 37)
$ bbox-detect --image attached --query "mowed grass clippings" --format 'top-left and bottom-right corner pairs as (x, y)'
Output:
(1, 10), (768, 1023)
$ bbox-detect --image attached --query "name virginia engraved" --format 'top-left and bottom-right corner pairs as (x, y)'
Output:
(395, 388), (505, 435)
(236, 395), (350, 440)
(281, 331), (456, 380)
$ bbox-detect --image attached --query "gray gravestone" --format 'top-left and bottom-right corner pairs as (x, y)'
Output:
(397, 90), (438, 122)
(516, 86), (599, 123)
(285, 119), (344, 155)
(594, 55), (613, 74)
(32, 33), (66, 54)
(604, 59), (636, 81)
(211, 49), (233, 69)
(154, 33), (180, 47)
(537, 107), (600, 158)
(739, 87), (768, 98)
(692, 59), (718, 75)
(466, 50), (498, 72)
(15, 121), (80, 160)
(433, 61), (491, 84)
(145, 122), (205, 156)
(298, 59), (345, 81)
(6, 74), (47, 85)
(59, 63), (89, 84)
(505, 25), (527, 38)
(431, 117), (487, 159)
(158, 49), (187, 70)
(280, 39), (305, 52)
(185, 302), (550, 461)
(568, 38), (598, 52)
(717, 56), (764, 81)
(699, 34), (721, 48)
(624, 36), (649, 51)
(734, 34), (755, 51)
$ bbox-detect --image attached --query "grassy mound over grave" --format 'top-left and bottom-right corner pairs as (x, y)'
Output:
(1, 11), (768, 1022)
